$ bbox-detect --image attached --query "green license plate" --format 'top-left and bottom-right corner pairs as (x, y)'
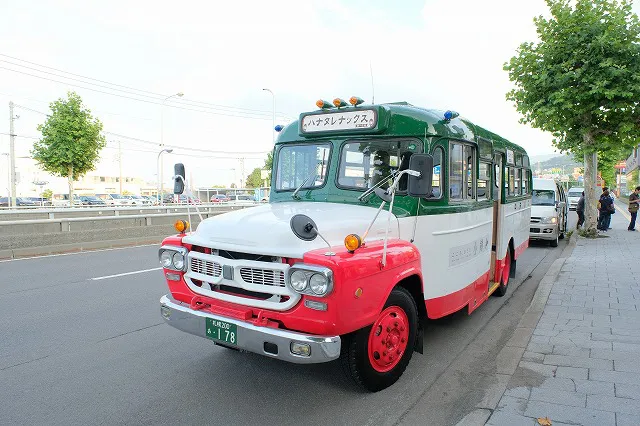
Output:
(205, 317), (238, 346)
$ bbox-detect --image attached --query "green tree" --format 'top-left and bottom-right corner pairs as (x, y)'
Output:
(32, 92), (106, 205)
(41, 189), (53, 200)
(262, 151), (273, 186)
(246, 167), (263, 188)
(504, 0), (640, 234)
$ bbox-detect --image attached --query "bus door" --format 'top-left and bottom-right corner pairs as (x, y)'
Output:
(489, 153), (503, 288)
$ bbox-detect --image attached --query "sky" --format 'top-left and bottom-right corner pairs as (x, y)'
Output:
(1, 0), (639, 191)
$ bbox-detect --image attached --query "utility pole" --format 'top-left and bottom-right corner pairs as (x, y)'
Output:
(9, 101), (17, 208)
(118, 140), (123, 195)
(239, 157), (245, 188)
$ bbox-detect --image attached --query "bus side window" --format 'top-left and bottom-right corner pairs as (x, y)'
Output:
(430, 147), (443, 198)
(464, 144), (475, 199)
(508, 167), (516, 196)
(449, 143), (463, 200)
(478, 162), (491, 200)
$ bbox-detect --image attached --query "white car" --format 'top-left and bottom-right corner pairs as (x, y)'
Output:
(567, 187), (584, 211)
(530, 178), (568, 247)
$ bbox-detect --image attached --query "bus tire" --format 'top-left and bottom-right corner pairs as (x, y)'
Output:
(494, 249), (511, 297)
(340, 287), (418, 392)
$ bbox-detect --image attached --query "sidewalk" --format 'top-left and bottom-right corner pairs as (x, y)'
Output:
(482, 203), (640, 425)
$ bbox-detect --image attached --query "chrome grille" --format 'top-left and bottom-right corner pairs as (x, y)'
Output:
(239, 268), (286, 287)
(530, 217), (541, 223)
(190, 257), (222, 277)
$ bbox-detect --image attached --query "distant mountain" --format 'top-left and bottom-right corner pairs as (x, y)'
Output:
(530, 154), (559, 164)
(533, 154), (582, 171)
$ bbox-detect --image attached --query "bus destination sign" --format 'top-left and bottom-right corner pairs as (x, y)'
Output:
(301, 109), (377, 133)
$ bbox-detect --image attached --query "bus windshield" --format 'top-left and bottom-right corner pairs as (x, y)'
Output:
(532, 189), (555, 206)
(337, 139), (420, 191)
(275, 144), (331, 191)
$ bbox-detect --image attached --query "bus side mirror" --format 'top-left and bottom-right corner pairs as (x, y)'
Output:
(174, 163), (186, 195)
(407, 154), (434, 198)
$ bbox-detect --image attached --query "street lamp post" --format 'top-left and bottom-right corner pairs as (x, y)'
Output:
(262, 88), (276, 143)
(160, 92), (184, 201)
(157, 148), (174, 205)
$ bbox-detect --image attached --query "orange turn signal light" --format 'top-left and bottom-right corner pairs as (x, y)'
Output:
(316, 99), (332, 109)
(333, 98), (347, 108)
(344, 234), (362, 253)
(174, 219), (189, 233)
(349, 96), (364, 106)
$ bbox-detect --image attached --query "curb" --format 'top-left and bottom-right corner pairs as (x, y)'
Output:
(456, 235), (578, 426)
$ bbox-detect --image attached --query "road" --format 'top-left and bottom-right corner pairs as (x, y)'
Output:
(0, 213), (577, 426)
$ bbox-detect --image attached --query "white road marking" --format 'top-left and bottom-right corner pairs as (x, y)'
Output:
(0, 244), (158, 263)
(89, 267), (162, 281)
(615, 203), (631, 221)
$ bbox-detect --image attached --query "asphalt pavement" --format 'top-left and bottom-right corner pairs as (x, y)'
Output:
(0, 215), (577, 426)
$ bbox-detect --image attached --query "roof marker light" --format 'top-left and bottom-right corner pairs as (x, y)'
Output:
(349, 96), (364, 106)
(316, 99), (333, 109)
(444, 110), (459, 121)
(333, 98), (348, 108)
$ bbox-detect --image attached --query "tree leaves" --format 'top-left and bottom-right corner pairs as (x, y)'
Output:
(505, 0), (640, 229)
(32, 91), (106, 180)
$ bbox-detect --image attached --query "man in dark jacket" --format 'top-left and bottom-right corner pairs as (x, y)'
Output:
(576, 191), (585, 229)
(598, 189), (614, 231)
(628, 186), (640, 231)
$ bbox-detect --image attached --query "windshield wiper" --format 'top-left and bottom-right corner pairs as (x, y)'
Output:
(292, 174), (317, 200)
(357, 170), (398, 202)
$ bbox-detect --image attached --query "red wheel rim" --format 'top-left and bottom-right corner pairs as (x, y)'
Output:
(502, 250), (511, 285)
(367, 306), (410, 373)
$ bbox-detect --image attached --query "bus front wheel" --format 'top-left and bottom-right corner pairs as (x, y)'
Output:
(340, 287), (418, 392)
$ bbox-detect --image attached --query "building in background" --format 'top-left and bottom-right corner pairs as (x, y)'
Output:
(7, 157), (156, 197)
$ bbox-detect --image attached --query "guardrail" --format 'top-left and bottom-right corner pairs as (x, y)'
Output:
(0, 202), (259, 221)
(0, 203), (256, 259)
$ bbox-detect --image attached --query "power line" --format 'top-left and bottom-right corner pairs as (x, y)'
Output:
(0, 53), (290, 117)
(104, 131), (270, 155)
(0, 66), (280, 120)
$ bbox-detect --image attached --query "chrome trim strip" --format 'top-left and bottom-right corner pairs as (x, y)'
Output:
(160, 294), (340, 364)
(431, 219), (492, 236)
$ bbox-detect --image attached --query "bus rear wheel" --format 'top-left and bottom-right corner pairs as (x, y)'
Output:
(494, 249), (511, 297)
(340, 287), (418, 392)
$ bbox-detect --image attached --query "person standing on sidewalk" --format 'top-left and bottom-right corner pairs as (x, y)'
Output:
(597, 189), (614, 231)
(628, 185), (640, 231)
(576, 191), (585, 229)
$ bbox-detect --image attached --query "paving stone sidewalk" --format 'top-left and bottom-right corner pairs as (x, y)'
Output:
(486, 205), (640, 426)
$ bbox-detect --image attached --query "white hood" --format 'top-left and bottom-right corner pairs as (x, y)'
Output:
(183, 202), (399, 258)
(531, 205), (556, 219)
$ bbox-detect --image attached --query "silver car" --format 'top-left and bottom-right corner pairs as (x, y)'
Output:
(567, 187), (584, 211)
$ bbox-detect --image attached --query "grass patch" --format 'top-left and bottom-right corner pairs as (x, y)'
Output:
(578, 228), (599, 238)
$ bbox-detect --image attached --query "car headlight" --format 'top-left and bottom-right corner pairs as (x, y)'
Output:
(160, 251), (174, 268)
(287, 265), (333, 297)
(290, 270), (308, 291)
(172, 252), (185, 270)
(541, 217), (558, 224)
(309, 273), (329, 295)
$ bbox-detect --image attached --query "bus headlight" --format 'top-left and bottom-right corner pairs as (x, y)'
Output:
(172, 252), (185, 270)
(158, 246), (188, 271)
(290, 270), (308, 291)
(310, 274), (329, 295)
(287, 265), (333, 297)
(160, 251), (174, 268)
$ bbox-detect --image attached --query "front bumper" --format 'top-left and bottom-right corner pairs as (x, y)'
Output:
(529, 223), (558, 240)
(160, 294), (341, 364)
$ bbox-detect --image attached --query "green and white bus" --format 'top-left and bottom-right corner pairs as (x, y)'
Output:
(159, 97), (532, 391)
